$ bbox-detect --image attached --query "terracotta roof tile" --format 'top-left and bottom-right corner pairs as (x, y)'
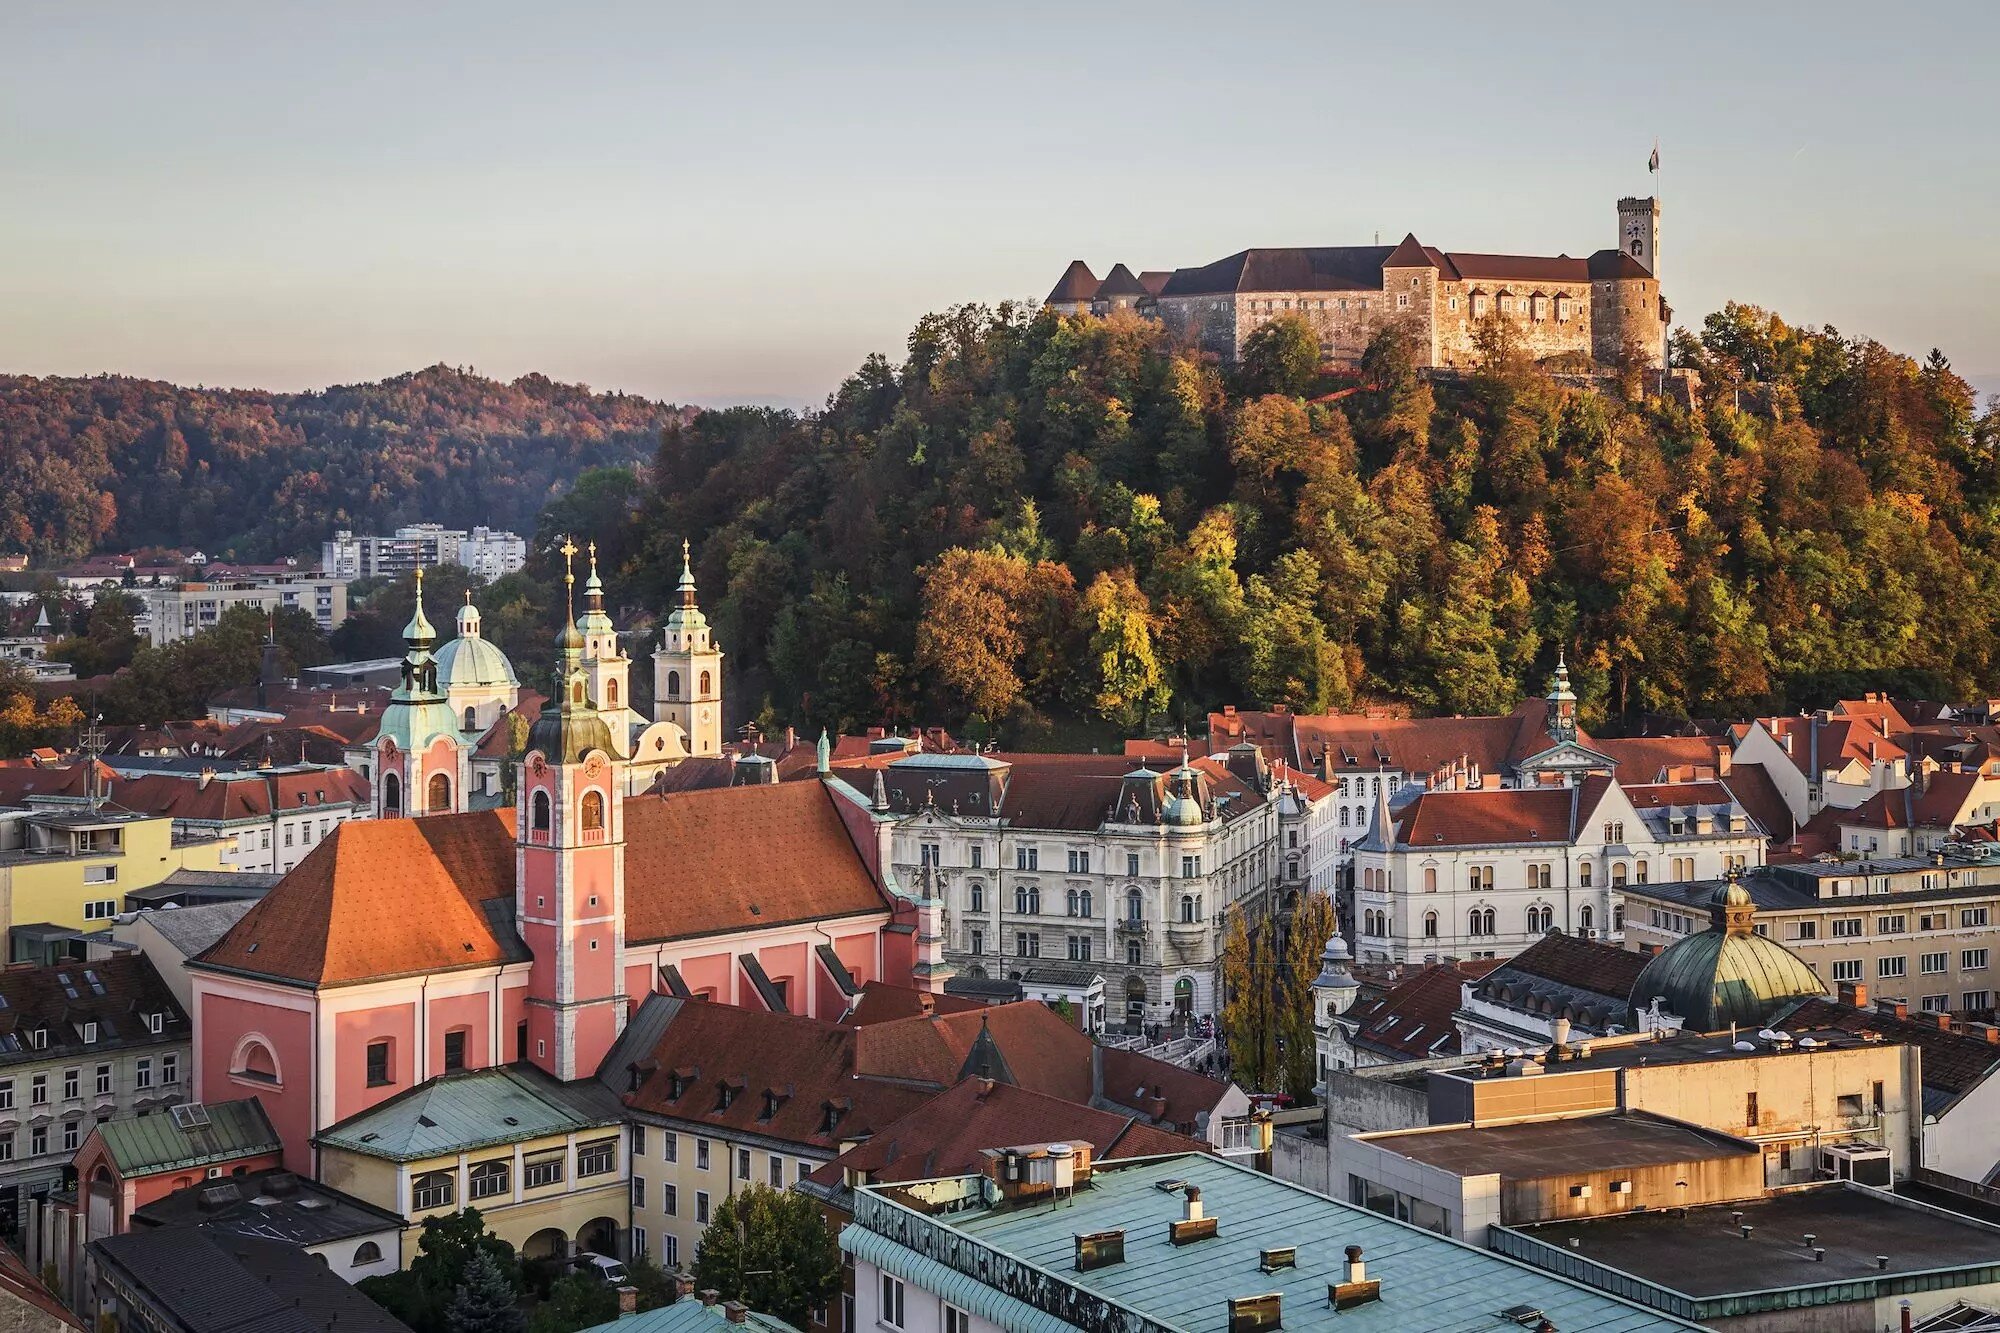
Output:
(803, 1077), (1207, 1191)
(1394, 788), (1577, 849)
(1843, 772), (1987, 831)
(1496, 931), (1648, 1002)
(838, 981), (985, 1027)
(1594, 735), (1726, 785)
(1344, 965), (1466, 1059)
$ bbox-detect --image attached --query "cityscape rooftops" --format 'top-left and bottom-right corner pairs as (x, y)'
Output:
(848, 1151), (1698, 1331)
(1495, 1185), (2000, 1325)
(131, 1165), (405, 1247)
(89, 1230), (411, 1333)
(96, 1099), (280, 1177)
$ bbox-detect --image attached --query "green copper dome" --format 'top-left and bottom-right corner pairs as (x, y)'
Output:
(1631, 880), (1825, 1032)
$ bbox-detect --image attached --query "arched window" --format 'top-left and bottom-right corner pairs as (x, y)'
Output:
(1066, 889), (1079, 917)
(581, 790), (605, 832)
(572, 681), (585, 704)
(1180, 895), (1197, 923)
(352, 1241), (383, 1266)
(427, 773), (451, 814)
(1423, 910), (1438, 938)
(969, 882), (984, 912)
(1423, 866), (1437, 892)
(1579, 905), (1595, 934)
(699, 670), (712, 696)
(411, 1171), (455, 1211)
(531, 790), (551, 834)
(1611, 862), (1628, 887)
(230, 1037), (280, 1086)
(1613, 904), (1626, 931)
(1126, 890), (1142, 922)
(1579, 861), (1594, 888)
(607, 679), (619, 706)
(462, 705), (478, 731)
(1468, 909), (1484, 936)
(1482, 908), (1497, 935)
(1078, 889), (1092, 919)
(469, 1160), (510, 1200)
(667, 670), (682, 699)
(1528, 905), (1552, 933)
(382, 773), (402, 816)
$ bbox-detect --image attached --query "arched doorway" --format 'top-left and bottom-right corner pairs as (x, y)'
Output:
(1124, 975), (1147, 1032)
(87, 1165), (118, 1240)
(523, 1228), (568, 1261)
(1173, 976), (1195, 1020)
(576, 1216), (620, 1259)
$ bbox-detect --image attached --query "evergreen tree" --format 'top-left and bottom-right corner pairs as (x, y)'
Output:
(690, 1185), (841, 1328)
(447, 1250), (526, 1333)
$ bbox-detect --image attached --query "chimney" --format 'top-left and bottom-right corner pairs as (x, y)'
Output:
(1876, 998), (1909, 1021)
(918, 993), (935, 1016)
(1936, 1013), (1956, 1032)
(1551, 1017), (1572, 1047)
(1328, 1245), (1382, 1311)
(1344, 1246), (1366, 1285)
(1838, 981), (1869, 1010)
(1168, 1185), (1218, 1246)
(1184, 1186), (1204, 1223)
(724, 1303), (749, 1325)
(617, 1286), (639, 1319)
(700, 1290), (721, 1307)
(674, 1276), (697, 1299)
(1903, 1300), (1915, 1333)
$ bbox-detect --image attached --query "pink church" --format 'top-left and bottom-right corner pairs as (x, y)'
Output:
(187, 549), (928, 1172)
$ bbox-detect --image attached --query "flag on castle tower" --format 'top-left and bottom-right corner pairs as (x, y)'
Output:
(1648, 142), (1660, 173)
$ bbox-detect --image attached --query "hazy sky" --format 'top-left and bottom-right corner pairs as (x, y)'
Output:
(4, 2), (1995, 407)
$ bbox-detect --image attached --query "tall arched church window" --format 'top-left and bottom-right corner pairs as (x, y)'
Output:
(383, 773), (402, 816)
(699, 670), (712, 696)
(667, 671), (682, 699)
(607, 679), (619, 706)
(581, 790), (605, 832)
(532, 790), (552, 833)
(427, 773), (451, 813)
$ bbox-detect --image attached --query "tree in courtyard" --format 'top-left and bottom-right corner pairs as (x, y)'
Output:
(447, 1250), (526, 1333)
(691, 1185), (841, 1329)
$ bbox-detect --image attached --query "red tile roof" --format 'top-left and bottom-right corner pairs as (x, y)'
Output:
(803, 1076), (1206, 1193)
(620, 1001), (937, 1149)
(194, 809), (524, 986)
(197, 781), (891, 987)
(1344, 965), (1467, 1059)
(1842, 773), (1986, 831)
(1760, 715), (1905, 777)
(1594, 735), (1727, 785)
(1721, 761), (1797, 845)
(105, 768), (370, 824)
(838, 981), (985, 1027)
(1393, 787), (1578, 848)
(1498, 931), (1649, 1002)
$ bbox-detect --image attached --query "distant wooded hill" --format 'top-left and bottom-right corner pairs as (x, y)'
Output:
(0, 365), (686, 562)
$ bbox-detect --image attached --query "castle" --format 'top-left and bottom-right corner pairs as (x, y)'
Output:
(1048, 196), (1669, 372)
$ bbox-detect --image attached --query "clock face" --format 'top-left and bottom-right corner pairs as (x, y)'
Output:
(699, 706), (712, 723)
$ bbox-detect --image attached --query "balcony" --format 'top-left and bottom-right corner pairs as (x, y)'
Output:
(1115, 918), (1149, 936)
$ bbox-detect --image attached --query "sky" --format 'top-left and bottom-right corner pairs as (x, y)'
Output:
(3, 1), (1996, 408)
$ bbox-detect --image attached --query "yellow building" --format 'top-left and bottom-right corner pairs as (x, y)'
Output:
(0, 808), (228, 960)
(315, 1065), (630, 1264)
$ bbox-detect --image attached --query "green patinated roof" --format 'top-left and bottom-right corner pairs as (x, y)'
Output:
(1631, 883), (1824, 1031)
(852, 1153), (1697, 1332)
(577, 1303), (798, 1333)
(314, 1065), (621, 1163)
(99, 1098), (280, 1176)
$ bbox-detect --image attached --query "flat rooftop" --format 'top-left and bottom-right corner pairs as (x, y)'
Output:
(1506, 1186), (2000, 1300)
(1366, 1113), (1756, 1180)
(857, 1152), (1695, 1331)
(1445, 1027), (1892, 1081)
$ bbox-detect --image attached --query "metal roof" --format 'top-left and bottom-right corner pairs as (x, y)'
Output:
(576, 1301), (799, 1333)
(314, 1065), (622, 1162)
(99, 1098), (280, 1176)
(851, 1152), (1697, 1331)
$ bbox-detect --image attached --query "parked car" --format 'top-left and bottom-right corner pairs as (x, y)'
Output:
(573, 1253), (630, 1286)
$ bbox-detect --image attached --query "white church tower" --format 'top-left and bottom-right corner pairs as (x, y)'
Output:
(652, 539), (724, 756)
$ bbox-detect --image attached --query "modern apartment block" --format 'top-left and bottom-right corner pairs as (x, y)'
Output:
(321, 524), (527, 583)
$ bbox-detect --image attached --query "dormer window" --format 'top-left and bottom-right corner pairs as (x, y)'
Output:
(82, 1022), (98, 1044)
(147, 1012), (165, 1035)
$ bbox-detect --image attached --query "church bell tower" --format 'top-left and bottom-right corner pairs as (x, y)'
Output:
(652, 539), (724, 756)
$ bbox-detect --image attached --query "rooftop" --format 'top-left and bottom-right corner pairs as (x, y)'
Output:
(89, 1230), (411, 1333)
(315, 1064), (622, 1162)
(1498, 1185), (2000, 1322)
(97, 1098), (280, 1177)
(131, 1166), (404, 1247)
(576, 1302), (796, 1333)
(851, 1152), (1694, 1332)
(1363, 1112), (1757, 1181)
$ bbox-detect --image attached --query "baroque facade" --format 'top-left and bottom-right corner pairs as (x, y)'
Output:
(1049, 196), (1668, 371)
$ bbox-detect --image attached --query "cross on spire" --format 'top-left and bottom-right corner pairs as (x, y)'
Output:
(559, 536), (578, 619)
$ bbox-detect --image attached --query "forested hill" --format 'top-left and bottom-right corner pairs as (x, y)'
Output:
(0, 365), (686, 561)
(628, 302), (1998, 741)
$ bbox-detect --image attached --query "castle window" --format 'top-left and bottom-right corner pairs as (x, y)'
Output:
(581, 790), (605, 832)
(1397, 294), (1410, 309)
(532, 790), (552, 834)
(667, 670), (682, 699)
(382, 773), (402, 817)
(428, 773), (452, 814)
(1448, 296), (1458, 311)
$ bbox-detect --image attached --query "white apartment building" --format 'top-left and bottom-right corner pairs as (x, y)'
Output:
(134, 576), (348, 646)
(1733, 712), (1911, 825)
(322, 524), (528, 583)
(870, 747), (1334, 1030)
(1351, 776), (1766, 965)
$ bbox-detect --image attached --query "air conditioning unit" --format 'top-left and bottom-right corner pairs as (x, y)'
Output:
(1822, 1144), (1893, 1188)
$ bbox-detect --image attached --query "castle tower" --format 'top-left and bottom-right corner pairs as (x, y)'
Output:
(370, 569), (470, 819)
(652, 539), (724, 756)
(517, 539), (627, 1082)
(575, 542), (636, 748)
(1617, 196), (1660, 277)
(1310, 932), (1360, 1082)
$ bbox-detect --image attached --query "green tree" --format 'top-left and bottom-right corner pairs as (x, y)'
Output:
(1277, 892), (1338, 1103)
(691, 1185), (841, 1328)
(447, 1250), (527, 1333)
(1079, 569), (1168, 728)
(526, 1274), (617, 1333)
(1237, 314), (1319, 398)
(1242, 551), (1348, 712)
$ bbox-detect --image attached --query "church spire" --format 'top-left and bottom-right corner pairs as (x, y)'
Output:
(1547, 647), (1578, 745)
(678, 538), (698, 609)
